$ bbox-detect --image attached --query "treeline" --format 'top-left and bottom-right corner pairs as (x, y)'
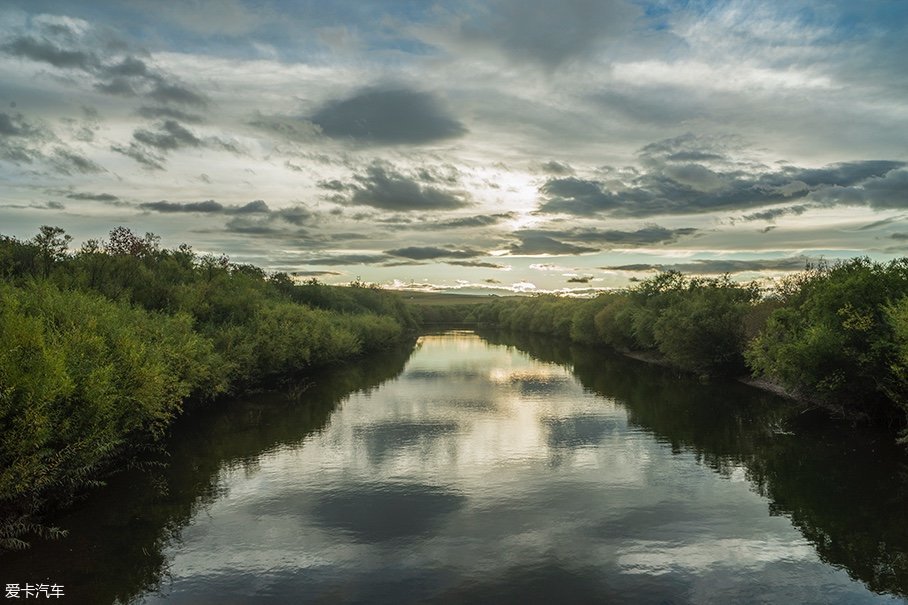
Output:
(0, 226), (416, 550)
(468, 259), (908, 436)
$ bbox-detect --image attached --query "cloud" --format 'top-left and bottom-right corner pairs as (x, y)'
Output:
(3, 35), (95, 69)
(303, 253), (389, 266)
(556, 226), (698, 246)
(567, 276), (592, 283)
(114, 119), (241, 168)
(447, 260), (509, 269)
(2, 16), (207, 107)
(0, 112), (39, 137)
(338, 162), (471, 211)
(741, 205), (810, 222)
(602, 257), (814, 274)
(133, 120), (202, 151)
(66, 192), (120, 202)
(512, 226), (696, 251)
(0, 112), (49, 164)
(384, 246), (485, 260)
(508, 232), (598, 255)
(541, 160), (575, 175)
(141, 199), (225, 213)
(0, 112), (102, 173)
(442, 0), (640, 68)
(248, 114), (321, 143)
(111, 142), (164, 170)
(811, 168), (908, 210)
(137, 106), (205, 124)
(50, 148), (102, 174)
(311, 88), (466, 145)
(420, 212), (517, 230)
(537, 136), (907, 217)
(140, 199), (272, 215)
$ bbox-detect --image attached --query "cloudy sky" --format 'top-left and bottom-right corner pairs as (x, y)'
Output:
(1, 0), (907, 293)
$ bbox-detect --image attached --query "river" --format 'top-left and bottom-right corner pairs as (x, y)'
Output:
(3, 330), (908, 603)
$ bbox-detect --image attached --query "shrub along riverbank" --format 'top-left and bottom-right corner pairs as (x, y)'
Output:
(460, 259), (908, 437)
(0, 226), (417, 551)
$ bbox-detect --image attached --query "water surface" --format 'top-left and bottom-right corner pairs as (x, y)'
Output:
(3, 331), (908, 604)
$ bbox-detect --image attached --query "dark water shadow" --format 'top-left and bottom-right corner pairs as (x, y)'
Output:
(477, 328), (908, 599)
(0, 342), (416, 605)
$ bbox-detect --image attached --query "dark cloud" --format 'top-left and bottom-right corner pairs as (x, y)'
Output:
(602, 257), (813, 274)
(385, 246), (485, 260)
(222, 220), (282, 235)
(857, 216), (906, 231)
(788, 161), (904, 188)
(512, 226), (695, 252)
(116, 119), (242, 168)
(423, 212), (517, 230)
(0, 112), (38, 137)
(50, 148), (102, 174)
(741, 205), (810, 222)
(538, 177), (623, 214)
(2, 22), (206, 107)
(140, 199), (271, 214)
(541, 160), (575, 175)
(303, 254), (389, 266)
(816, 168), (908, 210)
(891, 233), (908, 241)
(537, 140), (907, 217)
(0, 112), (48, 164)
(311, 88), (466, 145)
(318, 179), (350, 191)
(0, 112), (101, 172)
(111, 143), (164, 170)
(447, 260), (509, 269)
(133, 120), (201, 150)
(148, 81), (207, 107)
(382, 260), (428, 267)
(137, 106), (204, 123)
(3, 35), (95, 69)
(273, 205), (312, 225)
(339, 162), (470, 211)
(141, 199), (224, 213)
(508, 232), (598, 255)
(567, 276), (593, 283)
(558, 226), (698, 246)
(66, 192), (120, 202)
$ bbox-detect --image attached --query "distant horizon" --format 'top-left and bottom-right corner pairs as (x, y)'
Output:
(2, 1), (907, 294)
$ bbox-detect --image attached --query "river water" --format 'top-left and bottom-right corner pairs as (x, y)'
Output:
(3, 330), (908, 603)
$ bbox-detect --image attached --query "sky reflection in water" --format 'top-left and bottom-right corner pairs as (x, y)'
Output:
(134, 332), (905, 604)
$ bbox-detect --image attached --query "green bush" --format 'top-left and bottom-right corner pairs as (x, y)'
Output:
(746, 258), (908, 416)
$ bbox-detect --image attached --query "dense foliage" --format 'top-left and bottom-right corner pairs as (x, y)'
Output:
(474, 273), (760, 376)
(471, 260), (908, 438)
(0, 226), (415, 550)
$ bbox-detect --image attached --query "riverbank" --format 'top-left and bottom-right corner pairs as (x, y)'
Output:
(0, 227), (419, 552)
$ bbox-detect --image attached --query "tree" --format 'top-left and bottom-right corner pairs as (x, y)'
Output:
(32, 226), (71, 278)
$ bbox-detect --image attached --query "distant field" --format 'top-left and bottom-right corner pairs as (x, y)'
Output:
(393, 291), (519, 306)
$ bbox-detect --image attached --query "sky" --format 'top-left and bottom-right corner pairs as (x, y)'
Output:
(1, 0), (907, 294)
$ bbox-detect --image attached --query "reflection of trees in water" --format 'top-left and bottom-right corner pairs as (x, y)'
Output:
(479, 329), (908, 599)
(0, 341), (416, 605)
